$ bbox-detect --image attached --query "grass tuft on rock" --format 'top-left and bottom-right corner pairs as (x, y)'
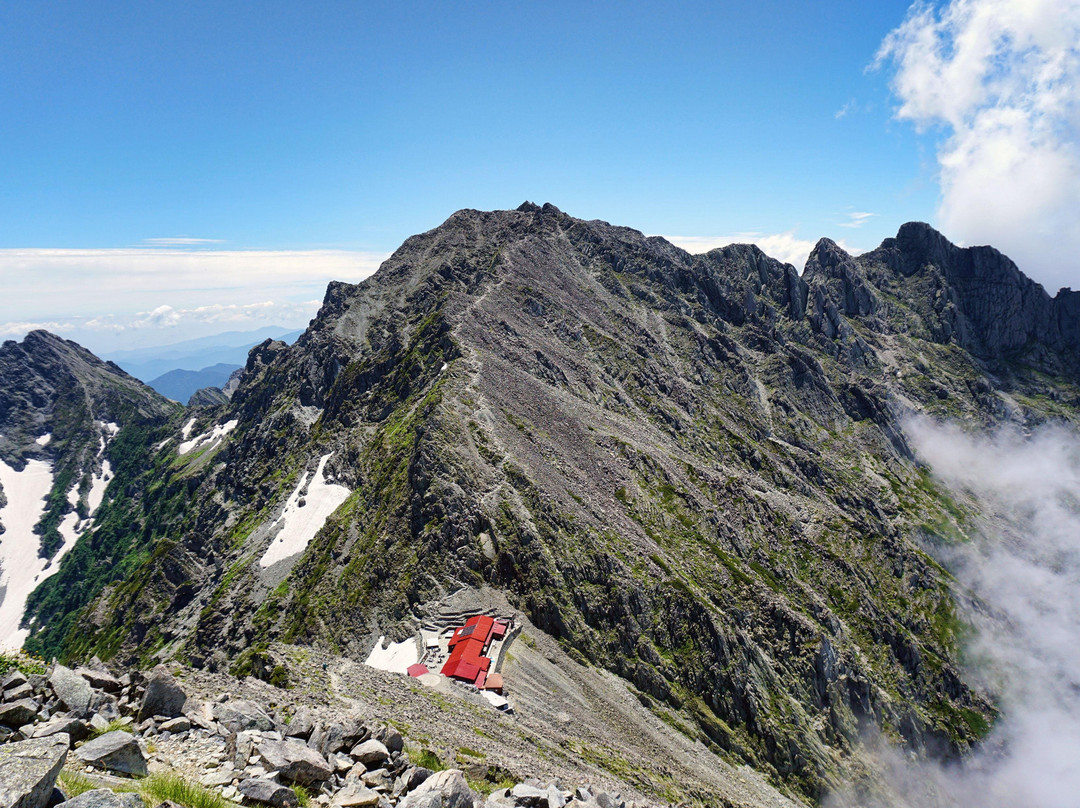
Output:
(139, 773), (231, 808)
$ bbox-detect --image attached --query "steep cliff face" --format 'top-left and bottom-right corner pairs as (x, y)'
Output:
(23, 206), (1080, 800)
(851, 222), (1080, 373)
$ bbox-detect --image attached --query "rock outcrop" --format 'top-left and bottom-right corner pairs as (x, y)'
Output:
(0, 656), (679, 808)
(0, 734), (69, 808)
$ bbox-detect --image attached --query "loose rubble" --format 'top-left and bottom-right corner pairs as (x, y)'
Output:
(0, 660), (663, 808)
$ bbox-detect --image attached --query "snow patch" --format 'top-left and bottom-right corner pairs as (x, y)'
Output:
(0, 459), (60, 649)
(0, 419), (122, 649)
(181, 418), (196, 440)
(87, 459), (112, 515)
(364, 636), (420, 674)
(34, 433), (51, 446)
(259, 453), (350, 568)
(178, 419), (238, 456)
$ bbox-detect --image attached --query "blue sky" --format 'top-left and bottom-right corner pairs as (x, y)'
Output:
(2, 1), (1077, 351)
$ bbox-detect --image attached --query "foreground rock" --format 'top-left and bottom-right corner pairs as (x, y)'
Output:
(256, 738), (333, 785)
(74, 731), (147, 777)
(398, 770), (476, 808)
(213, 700), (275, 733)
(32, 718), (90, 743)
(0, 700), (40, 729)
(49, 666), (93, 718)
(138, 668), (187, 721)
(0, 734), (69, 808)
(238, 779), (299, 808)
(57, 791), (145, 808)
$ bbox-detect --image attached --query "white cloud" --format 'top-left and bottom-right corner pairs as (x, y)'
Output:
(0, 321), (71, 338)
(837, 211), (876, 228)
(661, 230), (863, 271)
(835, 99), (857, 119)
(0, 246), (387, 352)
(876, 0), (1080, 293)
(0, 247), (388, 321)
(828, 417), (1080, 808)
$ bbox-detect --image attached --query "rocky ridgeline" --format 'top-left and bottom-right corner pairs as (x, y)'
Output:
(0, 661), (654, 808)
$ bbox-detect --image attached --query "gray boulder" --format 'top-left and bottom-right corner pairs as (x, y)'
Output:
(0, 734), (69, 808)
(284, 706), (314, 739)
(509, 784), (546, 804)
(1, 670), (28, 691)
(57, 790), (145, 808)
(0, 699), (40, 729)
(48, 666), (92, 718)
(255, 739), (332, 785)
(374, 726), (403, 754)
(74, 731), (147, 777)
(138, 668), (186, 721)
(4, 683), (34, 702)
(32, 718), (89, 743)
(75, 668), (122, 693)
(330, 785), (380, 807)
(350, 739), (389, 767)
(159, 716), (190, 733)
(396, 767), (432, 794)
(237, 779), (298, 808)
(213, 700), (275, 733)
(398, 770), (476, 808)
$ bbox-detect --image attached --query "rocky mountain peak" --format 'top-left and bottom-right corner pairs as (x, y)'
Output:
(856, 223), (1080, 371)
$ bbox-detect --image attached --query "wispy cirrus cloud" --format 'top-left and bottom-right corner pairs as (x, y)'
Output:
(837, 211), (876, 228)
(835, 99), (857, 119)
(875, 0), (1080, 292)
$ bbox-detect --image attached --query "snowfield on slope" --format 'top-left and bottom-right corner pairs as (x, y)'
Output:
(0, 458), (60, 648)
(0, 421), (121, 648)
(178, 419), (238, 456)
(364, 636), (420, 674)
(259, 453), (350, 568)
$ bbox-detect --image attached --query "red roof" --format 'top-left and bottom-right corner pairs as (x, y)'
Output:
(407, 664), (430, 677)
(443, 659), (480, 681)
(441, 615), (498, 684)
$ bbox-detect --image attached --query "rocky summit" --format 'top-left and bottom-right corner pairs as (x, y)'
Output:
(4, 204), (1080, 806)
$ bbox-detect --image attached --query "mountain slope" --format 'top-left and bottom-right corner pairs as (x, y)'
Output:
(0, 330), (178, 646)
(27, 205), (1080, 800)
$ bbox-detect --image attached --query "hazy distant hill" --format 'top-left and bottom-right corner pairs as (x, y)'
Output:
(147, 362), (243, 404)
(104, 326), (302, 382)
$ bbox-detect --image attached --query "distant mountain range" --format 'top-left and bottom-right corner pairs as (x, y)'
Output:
(103, 326), (303, 383)
(147, 362), (243, 404)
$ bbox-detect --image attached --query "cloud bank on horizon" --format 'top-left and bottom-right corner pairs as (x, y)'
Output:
(0, 247), (386, 352)
(876, 0), (1080, 294)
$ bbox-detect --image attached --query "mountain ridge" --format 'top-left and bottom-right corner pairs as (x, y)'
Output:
(13, 205), (1080, 802)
